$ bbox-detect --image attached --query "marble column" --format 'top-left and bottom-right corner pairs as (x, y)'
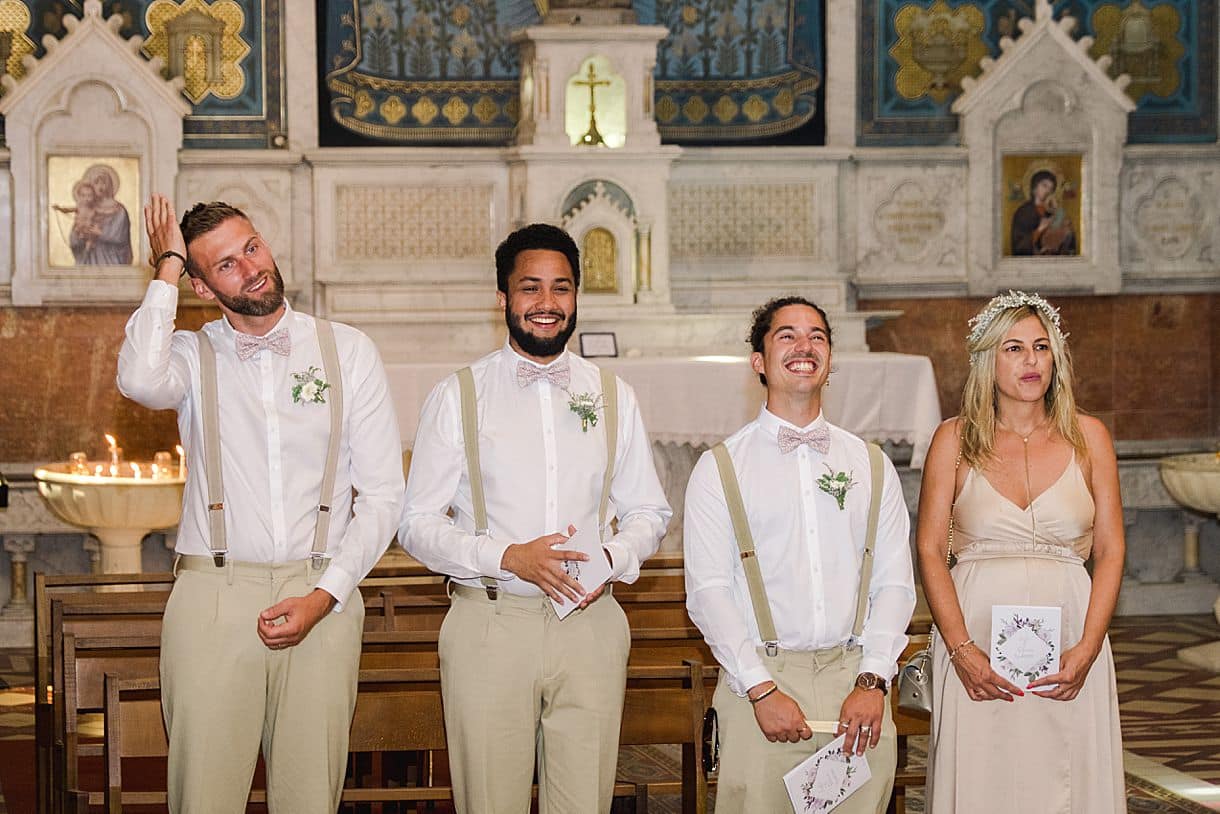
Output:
(2, 534), (36, 618)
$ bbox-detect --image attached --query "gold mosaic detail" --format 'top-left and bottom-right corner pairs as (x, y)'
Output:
(581, 227), (618, 293)
(655, 95), (679, 123)
(0, 0), (36, 88)
(380, 95), (407, 124)
(442, 95), (470, 124)
(773, 88), (794, 117)
(144, 0), (250, 103)
(713, 95), (739, 123)
(355, 89), (375, 118)
(473, 94), (499, 124)
(1090, 1), (1184, 101)
(742, 94), (768, 122)
(890, 0), (986, 104)
(412, 96), (439, 125)
(682, 95), (709, 123)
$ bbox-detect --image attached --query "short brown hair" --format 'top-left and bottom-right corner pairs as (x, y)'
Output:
(179, 201), (251, 278)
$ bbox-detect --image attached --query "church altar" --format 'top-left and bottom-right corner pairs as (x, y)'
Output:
(387, 351), (942, 468)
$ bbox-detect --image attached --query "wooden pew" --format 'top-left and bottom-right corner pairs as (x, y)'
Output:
(101, 661), (710, 812)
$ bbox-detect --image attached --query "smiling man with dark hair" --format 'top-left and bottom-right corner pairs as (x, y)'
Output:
(401, 223), (671, 814)
(684, 297), (914, 813)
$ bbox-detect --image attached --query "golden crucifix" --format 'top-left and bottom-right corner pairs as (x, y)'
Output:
(575, 63), (611, 146)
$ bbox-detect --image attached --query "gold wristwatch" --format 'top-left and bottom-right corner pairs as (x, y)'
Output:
(855, 672), (888, 695)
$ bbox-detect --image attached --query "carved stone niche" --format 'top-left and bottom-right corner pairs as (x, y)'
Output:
(561, 180), (641, 307)
(952, 0), (1134, 295)
(0, 0), (189, 306)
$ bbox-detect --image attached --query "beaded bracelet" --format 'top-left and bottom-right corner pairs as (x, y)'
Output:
(948, 638), (976, 663)
(748, 683), (778, 704)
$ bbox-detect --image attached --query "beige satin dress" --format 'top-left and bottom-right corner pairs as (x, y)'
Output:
(926, 456), (1126, 813)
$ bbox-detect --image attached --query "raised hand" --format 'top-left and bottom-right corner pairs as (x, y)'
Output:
(143, 193), (187, 281)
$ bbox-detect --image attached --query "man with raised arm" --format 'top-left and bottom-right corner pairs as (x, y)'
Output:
(400, 223), (671, 814)
(684, 296), (915, 813)
(117, 194), (403, 813)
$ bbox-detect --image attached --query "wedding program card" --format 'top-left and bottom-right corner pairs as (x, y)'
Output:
(783, 734), (872, 813)
(550, 524), (612, 620)
(990, 605), (1061, 686)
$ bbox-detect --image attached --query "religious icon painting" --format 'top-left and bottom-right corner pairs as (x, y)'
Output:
(1000, 153), (1083, 258)
(47, 156), (140, 268)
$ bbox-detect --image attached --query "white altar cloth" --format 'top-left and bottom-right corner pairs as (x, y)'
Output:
(386, 352), (942, 468)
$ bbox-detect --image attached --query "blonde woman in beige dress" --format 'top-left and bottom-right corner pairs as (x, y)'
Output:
(917, 292), (1126, 813)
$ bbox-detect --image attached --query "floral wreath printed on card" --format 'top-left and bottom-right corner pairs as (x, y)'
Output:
(993, 611), (1057, 683)
(799, 744), (858, 812)
(291, 366), (330, 405)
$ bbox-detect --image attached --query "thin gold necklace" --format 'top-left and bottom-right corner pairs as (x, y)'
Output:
(995, 415), (1049, 536)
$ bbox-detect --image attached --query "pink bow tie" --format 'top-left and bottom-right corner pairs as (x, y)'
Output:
(777, 425), (831, 455)
(235, 327), (291, 361)
(517, 360), (570, 389)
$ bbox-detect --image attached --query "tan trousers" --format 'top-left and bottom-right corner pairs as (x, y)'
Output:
(439, 585), (631, 814)
(713, 646), (896, 814)
(160, 557), (364, 814)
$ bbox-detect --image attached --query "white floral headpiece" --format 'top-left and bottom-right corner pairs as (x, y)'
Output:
(967, 290), (1067, 358)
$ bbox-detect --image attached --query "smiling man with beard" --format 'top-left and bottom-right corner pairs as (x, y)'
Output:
(683, 296), (915, 813)
(117, 195), (404, 813)
(401, 223), (671, 814)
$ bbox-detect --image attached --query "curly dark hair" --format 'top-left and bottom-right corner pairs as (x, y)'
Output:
(178, 201), (252, 278)
(494, 223), (580, 293)
(747, 296), (832, 386)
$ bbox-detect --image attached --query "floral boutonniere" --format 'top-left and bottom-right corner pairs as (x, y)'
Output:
(291, 366), (330, 405)
(816, 465), (857, 510)
(566, 390), (604, 432)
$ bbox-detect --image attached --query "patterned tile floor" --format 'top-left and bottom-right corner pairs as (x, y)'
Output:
(2, 615), (1217, 812)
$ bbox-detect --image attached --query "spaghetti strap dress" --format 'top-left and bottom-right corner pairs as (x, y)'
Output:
(926, 456), (1125, 813)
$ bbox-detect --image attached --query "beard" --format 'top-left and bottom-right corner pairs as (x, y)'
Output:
(212, 263), (286, 317)
(505, 302), (578, 359)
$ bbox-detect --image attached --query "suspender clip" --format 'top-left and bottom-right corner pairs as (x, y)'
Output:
(212, 551), (227, 567)
(311, 553), (326, 570)
(764, 641), (779, 657)
(484, 583), (499, 600)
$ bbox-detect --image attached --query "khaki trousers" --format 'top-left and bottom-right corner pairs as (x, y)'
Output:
(713, 646), (896, 814)
(160, 557), (363, 814)
(439, 585), (631, 814)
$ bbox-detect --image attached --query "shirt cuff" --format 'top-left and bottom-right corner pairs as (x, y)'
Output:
(734, 666), (776, 698)
(858, 654), (899, 683)
(476, 535), (516, 581)
(603, 539), (628, 581)
(316, 565), (357, 613)
(144, 278), (180, 308)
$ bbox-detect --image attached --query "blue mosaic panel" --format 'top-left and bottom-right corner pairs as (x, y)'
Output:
(322, 0), (824, 144)
(860, 0), (1216, 145)
(1, 0), (283, 149)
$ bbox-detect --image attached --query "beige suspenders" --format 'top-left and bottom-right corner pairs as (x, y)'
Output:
(711, 440), (884, 655)
(457, 364), (618, 599)
(195, 319), (343, 568)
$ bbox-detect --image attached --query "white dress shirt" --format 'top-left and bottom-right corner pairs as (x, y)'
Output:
(684, 407), (914, 696)
(116, 281), (404, 609)
(400, 343), (671, 594)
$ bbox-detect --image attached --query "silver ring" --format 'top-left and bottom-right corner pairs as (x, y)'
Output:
(838, 721), (849, 729)
(861, 725), (872, 732)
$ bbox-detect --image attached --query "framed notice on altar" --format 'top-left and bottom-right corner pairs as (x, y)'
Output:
(579, 332), (618, 358)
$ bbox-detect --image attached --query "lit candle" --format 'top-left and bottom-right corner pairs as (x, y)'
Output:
(105, 434), (121, 474)
(132, 463), (142, 479)
(153, 451), (172, 479)
(175, 444), (185, 478)
(151, 464), (159, 478)
(94, 464), (103, 477)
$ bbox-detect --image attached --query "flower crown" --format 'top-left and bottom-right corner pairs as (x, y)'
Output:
(967, 290), (1067, 348)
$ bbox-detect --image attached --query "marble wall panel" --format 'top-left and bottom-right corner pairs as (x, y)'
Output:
(1121, 152), (1220, 288)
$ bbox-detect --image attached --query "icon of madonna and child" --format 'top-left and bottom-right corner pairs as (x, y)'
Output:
(50, 161), (135, 266)
(1003, 155), (1081, 257)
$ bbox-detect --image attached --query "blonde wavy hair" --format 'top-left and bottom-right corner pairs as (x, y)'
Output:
(959, 303), (1087, 468)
